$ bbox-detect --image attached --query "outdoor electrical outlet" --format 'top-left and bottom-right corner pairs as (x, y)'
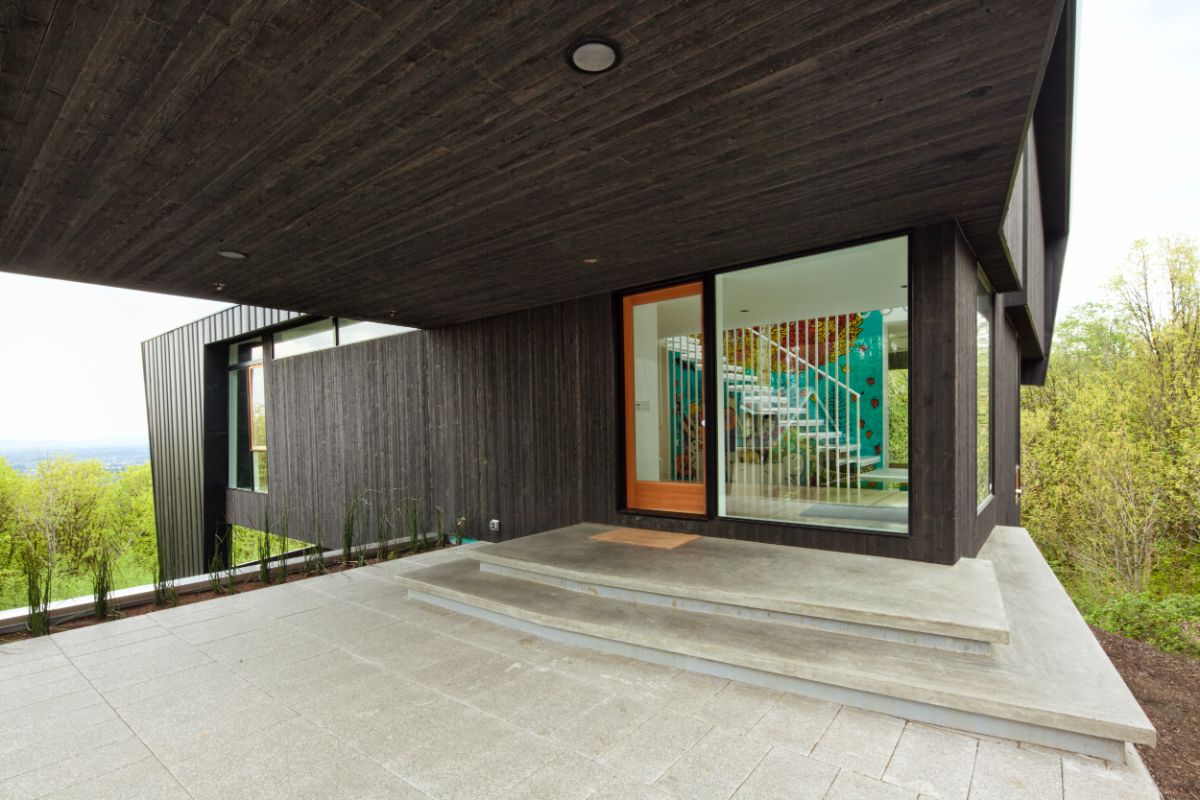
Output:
(489, 519), (500, 533)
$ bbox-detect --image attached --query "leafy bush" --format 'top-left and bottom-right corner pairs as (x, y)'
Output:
(1085, 593), (1200, 656)
(0, 458), (158, 615)
(1023, 238), (1200, 656)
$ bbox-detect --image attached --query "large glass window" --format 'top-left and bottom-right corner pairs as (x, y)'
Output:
(273, 319), (335, 359)
(228, 339), (268, 492)
(976, 275), (993, 505)
(715, 237), (909, 533)
(337, 319), (412, 345)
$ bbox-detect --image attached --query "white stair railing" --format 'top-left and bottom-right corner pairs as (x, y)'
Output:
(745, 324), (862, 492)
(666, 325), (866, 500)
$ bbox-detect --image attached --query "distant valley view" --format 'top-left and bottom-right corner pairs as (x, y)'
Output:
(0, 441), (149, 473)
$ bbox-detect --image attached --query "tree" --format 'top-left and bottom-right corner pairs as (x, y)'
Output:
(11, 457), (107, 631)
(1023, 237), (1200, 648)
(0, 458), (21, 600)
(98, 463), (156, 572)
(0, 458), (160, 618)
(86, 462), (155, 617)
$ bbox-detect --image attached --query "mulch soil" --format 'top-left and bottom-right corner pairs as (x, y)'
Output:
(1092, 626), (1200, 800)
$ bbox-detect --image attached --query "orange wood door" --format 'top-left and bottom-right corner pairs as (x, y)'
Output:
(622, 282), (707, 515)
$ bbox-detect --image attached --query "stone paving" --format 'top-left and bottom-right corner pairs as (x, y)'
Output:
(0, 546), (1161, 800)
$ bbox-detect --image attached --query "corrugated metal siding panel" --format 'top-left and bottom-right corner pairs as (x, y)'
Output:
(143, 305), (303, 577)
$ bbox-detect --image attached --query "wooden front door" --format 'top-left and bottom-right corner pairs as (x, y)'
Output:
(622, 282), (707, 515)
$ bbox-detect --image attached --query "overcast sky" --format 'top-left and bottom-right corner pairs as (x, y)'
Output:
(0, 1), (1196, 446)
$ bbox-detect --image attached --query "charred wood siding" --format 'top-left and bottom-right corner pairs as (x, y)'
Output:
(1002, 127), (1049, 363)
(905, 223), (981, 563)
(253, 333), (432, 547)
(142, 306), (303, 577)
(219, 224), (1005, 564)
(244, 296), (924, 559)
(1, 2), (1066, 326)
(226, 489), (268, 532)
(154, 222), (1025, 568)
(1026, 136), (1047, 345)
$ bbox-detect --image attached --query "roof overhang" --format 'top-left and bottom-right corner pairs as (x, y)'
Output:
(1, 2), (1066, 328)
(1022, 0), (1076, 384)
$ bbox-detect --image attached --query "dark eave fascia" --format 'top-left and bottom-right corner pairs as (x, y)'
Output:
(1021, 0), (1075, 385)
(997, 0), (1074, 385)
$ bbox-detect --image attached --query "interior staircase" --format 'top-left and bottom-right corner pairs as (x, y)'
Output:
(665, 335), (881, 480)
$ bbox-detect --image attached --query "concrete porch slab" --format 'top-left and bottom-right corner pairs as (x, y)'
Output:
(1, 543), (1160, 799)
(470, 523), (1010, 648)
(400, 527), (1155, 761)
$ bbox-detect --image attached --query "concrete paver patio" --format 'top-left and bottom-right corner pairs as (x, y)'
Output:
(1, 546), (1160, 800)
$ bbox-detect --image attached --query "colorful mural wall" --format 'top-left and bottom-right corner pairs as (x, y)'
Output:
(717, 311), (888, 484)
(667, 347), (704, 482)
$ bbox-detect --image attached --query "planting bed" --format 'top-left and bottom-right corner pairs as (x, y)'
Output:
(0, 544), (459, 645)
(1094, 626), (1200, 800)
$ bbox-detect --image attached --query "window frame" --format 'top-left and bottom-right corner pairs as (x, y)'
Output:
(975, 268), (995, 509)
(247, 362), (267, 453)
(272, 318), (336, 360)
(615, 232), (914, 538)
(227, 337), (267, 493)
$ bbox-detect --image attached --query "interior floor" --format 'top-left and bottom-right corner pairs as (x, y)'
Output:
(724, 463), (909, 533)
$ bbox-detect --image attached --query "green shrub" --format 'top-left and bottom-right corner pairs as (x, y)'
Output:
(92, 547), (114, 619)
(1086, 592), (1200, 656)
(257, 510), (272, 584)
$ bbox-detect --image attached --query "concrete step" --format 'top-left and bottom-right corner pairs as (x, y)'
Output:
(740, 401), (809, 415)
(843, 455), (882, 468)
(398, 528), (1155, 762)
(467, 525), (1008, 652)
(777, 418), (825, 429)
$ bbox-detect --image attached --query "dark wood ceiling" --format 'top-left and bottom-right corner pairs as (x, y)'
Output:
(0, 1), (1063, 328)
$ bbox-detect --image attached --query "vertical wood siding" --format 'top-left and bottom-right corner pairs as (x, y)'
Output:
(1024, 131), (1047, 345)
(1001, 125), (1051, 364)
(152, 223), (1027, 569)
(906, 223), (978, 563)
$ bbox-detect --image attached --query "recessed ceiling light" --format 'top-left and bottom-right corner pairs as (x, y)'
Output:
(582, 257), (599, 264)
(217, 250), (246, 260)
(568, 37), (620, 74)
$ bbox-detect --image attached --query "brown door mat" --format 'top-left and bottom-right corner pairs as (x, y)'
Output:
(589, 528), (702, 550)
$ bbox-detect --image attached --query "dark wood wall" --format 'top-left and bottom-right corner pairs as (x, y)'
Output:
(226, 488), (268, 532)
(233, 299), (614, 550)
(1, 1), (1065, 327)
(1002, 126), (1049, 363)
(143, 305), (304, 577)
(256, 326), (432, 545)
(215, 222), (1021, 564)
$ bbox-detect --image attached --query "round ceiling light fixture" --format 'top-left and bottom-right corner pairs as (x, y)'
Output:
(567, 37), (620, 74)
(217, 250), (246, 260)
